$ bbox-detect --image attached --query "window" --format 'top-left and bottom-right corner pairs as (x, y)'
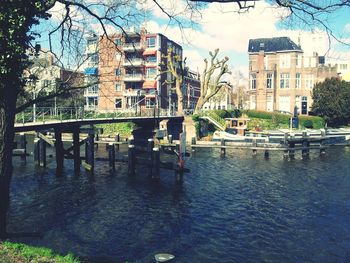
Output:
(147, 37), (156, 48)
(115, 68), (121, 76)
(146, 97), (155, 108)
(250, 95), (256, 109)
(296, 54), (302, 68)
(279, 54), (291, 68)
(266, 73), (273, 89)
(250, 73), (256, 90)
(279, 96), (290, 112)
(305, 74), (314, 89)
(280, 73), (290, 89)
(266, 95), (273, 112)
(146, 67), (157, 79)
(146, 55), (157, 63)
(296, 73), (301, 89)
(115, 38), (121, 46)
(295, 95), (301, 111)
(264, 56), (269, 70)
(115, 82), (121, 91)
(340, 64), (348, 70)
(89, 53), (99, 64)
(115, 98), (122, 109)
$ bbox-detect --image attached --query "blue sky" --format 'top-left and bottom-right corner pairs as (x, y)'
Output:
(38, 0), (350, 80)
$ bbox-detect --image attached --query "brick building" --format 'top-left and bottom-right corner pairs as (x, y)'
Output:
(248, 37), (337, 115)
(83, 29), (200, 113)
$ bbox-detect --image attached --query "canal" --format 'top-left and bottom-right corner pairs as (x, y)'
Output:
(8, 143), (350, 262)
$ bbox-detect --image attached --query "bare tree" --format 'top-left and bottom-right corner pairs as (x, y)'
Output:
(161, 47), (187, 115)
(195, 49), (231, 112)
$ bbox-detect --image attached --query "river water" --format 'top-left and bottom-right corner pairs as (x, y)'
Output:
(7, 143), (350, 262)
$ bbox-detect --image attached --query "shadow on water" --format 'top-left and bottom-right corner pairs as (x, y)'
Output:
(7, 142), (350, 262)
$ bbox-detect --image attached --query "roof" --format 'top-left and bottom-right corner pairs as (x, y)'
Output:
(248, 37), (302, 53)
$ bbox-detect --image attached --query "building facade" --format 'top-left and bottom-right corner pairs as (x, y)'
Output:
(248, 37), (337, 115)
(83, 29), (199, 113)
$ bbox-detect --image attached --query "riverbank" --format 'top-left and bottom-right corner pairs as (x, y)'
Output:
(0, 241), (79, 263)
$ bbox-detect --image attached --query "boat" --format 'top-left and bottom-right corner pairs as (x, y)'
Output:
(213, 117), (256, 141)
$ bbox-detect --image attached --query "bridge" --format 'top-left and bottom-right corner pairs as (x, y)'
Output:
(14, 106), (184, 175)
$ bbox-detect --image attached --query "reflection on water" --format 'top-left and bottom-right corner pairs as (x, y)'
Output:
(8, 144), (350, 262)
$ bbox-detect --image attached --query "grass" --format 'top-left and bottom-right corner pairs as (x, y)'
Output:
(96, 122), (136, 137)
(0, 241), (79, 263)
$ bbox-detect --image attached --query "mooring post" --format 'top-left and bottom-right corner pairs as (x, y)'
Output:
(19, 133), (27, 162)
(191, 137), (196, 152)
(152, 147), (160, 180)
(85, 130), (95, 171)
(264, 150), (269, 159)
(168, 134), (173, 144)
(38, 136), (47, 167)
(302, 131), (309, 158)
(33, 137), (40, 166)
(147, 138), (154, 176)
(252, 139), (257, 156)
(108, 143), (115, 171)
(54, 128), (64, 173)
(220, 138), (226, 158)
(73, 128), (80, 174)
(115, 133), (120, 151)
(128, 144), (136, 175)
(95, 131), (99, 149)
(289, 142), (295, 159)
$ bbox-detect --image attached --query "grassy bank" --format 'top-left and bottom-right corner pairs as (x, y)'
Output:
(0, 241), (79, 263)
(96, 122), (135, 137)
(192, 109), (326, 138)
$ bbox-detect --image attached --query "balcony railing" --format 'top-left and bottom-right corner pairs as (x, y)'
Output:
(124, 74), (144, 81)
(123, 58), (145, 67)
(123, 43), (144, 51)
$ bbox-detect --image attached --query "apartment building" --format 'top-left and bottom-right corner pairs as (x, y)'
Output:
(25, 49), (84, 108)
(248, 37), (337, 115)
(83, 28), (200, 113)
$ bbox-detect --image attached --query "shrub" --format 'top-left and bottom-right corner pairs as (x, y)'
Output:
(192, 114), (200, 122)
(303, 119), (313, 128)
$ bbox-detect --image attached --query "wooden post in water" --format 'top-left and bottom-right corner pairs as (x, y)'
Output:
(152, 147), (160, 179)
(54, 128), (64, 173)
(168, 134), (173, 144)
(73, 128), (80, 174)
(115, 133), (120, 151)
(302, 131), (309, 158)
(33, 137), (40, 166)
(128, 144), (136, 175)
(85, 130), (95, 171)
(289, 142), (295, 159)
(147, 138), (154, 176)
(19, 133), (27, 162)
(191, 137), (196, 152)
(252, 139), (257, 156)
(39, 136), (46, 167)
(220, 138), (226, 158)
(264, 150), (269, 159)
(108, 143), (115, 171)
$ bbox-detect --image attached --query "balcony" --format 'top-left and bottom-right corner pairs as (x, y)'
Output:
(123, 42), (144, 51)
(123, 58), (145, 67)
(124, 74), (144, 82)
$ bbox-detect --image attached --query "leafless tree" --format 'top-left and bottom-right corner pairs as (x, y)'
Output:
(195, 49), (231, 112)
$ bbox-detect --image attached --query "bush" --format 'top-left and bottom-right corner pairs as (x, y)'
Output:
(192, 114), (200, 122)
(303, 120), (314, 128)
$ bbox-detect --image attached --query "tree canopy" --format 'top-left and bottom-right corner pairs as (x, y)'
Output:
(312, 78), (350, 127)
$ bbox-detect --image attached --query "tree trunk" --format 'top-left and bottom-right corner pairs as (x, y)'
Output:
(195, 96), (206, 114)
(0, 89), (16, 239)
(175, 79), (184, 115)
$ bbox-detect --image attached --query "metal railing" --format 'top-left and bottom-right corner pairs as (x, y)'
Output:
(15, 97), (174, 125)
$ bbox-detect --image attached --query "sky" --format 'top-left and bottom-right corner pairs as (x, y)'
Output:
(39, 0), (350, 81)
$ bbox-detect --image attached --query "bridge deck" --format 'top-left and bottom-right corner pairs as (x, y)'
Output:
(14, 116), (184, 132)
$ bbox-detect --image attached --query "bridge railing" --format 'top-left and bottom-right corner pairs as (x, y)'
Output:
(15, 98), (174, 124)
